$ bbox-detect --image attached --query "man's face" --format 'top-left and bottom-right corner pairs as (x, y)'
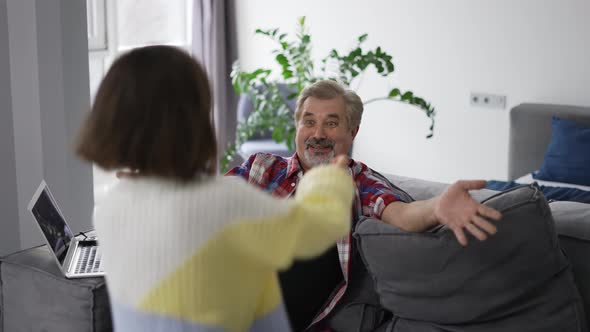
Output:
(295, 96), (359, 171)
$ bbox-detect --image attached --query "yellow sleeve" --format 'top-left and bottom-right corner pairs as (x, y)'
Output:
(224, 164), (354, 270)
(290, 165), (354, 258)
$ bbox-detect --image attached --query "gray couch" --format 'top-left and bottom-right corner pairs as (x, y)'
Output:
(502, 102), (590, 325)
(338, 102), (590, 331)
(380, 173), (590, 330)
(0, 245), (112, 331)
(376, 102), (590, 328)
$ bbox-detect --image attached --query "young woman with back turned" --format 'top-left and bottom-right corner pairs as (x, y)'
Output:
(76, 45), (353, 332)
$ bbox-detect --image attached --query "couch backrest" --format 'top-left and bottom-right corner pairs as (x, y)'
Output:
(356, 184), (586, 331)
(509, 103), (590, 180)
(383, 173), (590, 327)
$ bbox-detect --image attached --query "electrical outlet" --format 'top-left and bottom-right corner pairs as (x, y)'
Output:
(470, 92), (506, 109)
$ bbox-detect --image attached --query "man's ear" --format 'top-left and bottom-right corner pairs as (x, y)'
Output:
(351, 126), (360, 139)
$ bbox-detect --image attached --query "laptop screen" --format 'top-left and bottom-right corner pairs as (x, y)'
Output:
(30, 186), (74, 265)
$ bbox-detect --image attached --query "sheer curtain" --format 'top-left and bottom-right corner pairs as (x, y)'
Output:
(192, 0), (238, 170)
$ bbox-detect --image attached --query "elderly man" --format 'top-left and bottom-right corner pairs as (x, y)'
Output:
(227, 80), (501, 331)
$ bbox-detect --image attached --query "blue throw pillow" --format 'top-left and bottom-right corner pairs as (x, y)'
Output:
(534, 116), (590, 186)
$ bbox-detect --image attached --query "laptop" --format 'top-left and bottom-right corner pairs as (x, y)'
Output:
(27, 180), (105, 278)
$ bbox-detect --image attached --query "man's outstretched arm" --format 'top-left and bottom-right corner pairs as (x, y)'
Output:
(381, 180), (502, 246)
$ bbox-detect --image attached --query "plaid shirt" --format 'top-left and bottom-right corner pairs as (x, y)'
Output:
(226, 152), (402, 330)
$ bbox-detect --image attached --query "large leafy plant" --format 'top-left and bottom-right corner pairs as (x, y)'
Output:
(222, 17), (435, 171)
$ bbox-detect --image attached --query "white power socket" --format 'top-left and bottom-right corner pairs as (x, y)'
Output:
(470, 92), (506, 109)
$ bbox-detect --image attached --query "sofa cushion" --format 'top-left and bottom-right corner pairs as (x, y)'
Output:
(550, 201), (590, 327)
(355, 184), (587, 332)
(0, 245), (112, 332)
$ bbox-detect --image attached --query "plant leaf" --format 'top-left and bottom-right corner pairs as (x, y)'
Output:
(401, 91), (414, 101)
(388, 88), (401, 97)
(276, 54), (289, 66)
(272, 126), (284, 142)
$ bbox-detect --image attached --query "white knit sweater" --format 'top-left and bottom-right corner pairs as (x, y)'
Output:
(93, 165), (353, 332)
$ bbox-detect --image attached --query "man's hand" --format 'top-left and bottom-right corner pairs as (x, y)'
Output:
(434, 180), (502, 246)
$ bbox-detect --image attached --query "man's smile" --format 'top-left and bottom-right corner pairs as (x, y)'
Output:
(307, 144), (333, 154)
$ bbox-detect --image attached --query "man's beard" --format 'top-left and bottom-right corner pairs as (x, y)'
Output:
(302, 137), (336, 168)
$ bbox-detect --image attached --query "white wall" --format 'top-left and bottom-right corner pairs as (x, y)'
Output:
(235, 0), (590, 182)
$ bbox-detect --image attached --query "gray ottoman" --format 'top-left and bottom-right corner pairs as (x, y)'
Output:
(0, 245), (112, 332)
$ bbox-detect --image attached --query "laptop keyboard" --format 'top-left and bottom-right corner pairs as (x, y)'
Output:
(74, 245), (104, 274)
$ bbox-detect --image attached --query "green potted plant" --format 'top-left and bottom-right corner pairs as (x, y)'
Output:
(222, 17), (435, 172)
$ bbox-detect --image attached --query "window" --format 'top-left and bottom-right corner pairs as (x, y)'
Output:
(87, 0), (193, 204)
(86, 0), (107, 51)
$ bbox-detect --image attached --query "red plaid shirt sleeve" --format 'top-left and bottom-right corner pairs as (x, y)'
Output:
(354, 163), (402, 219)
(225, 154), (255, 180)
